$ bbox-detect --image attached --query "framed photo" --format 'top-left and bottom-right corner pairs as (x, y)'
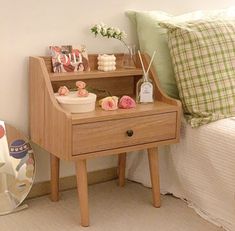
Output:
(49, 45), (90, 73)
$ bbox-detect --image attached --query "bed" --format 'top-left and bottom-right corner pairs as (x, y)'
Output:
(127, 117), (235, 230)
(126, 8), (235, 231)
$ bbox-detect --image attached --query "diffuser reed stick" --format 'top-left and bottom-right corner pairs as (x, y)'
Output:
(138, 50), (146, 75)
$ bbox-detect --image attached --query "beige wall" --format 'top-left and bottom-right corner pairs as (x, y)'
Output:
(0, 0), (234, 182)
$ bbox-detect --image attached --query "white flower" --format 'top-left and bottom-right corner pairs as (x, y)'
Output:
(96, 24), (101, 33)
(115, 28), (120, 34)
(107, 28), (114, 36)
(102, 27), (107, 35)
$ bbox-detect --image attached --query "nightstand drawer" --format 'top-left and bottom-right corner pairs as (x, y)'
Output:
(72, 112), (177, 155)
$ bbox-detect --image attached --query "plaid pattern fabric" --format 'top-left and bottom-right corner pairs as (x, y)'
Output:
(161, 20), (235, 127)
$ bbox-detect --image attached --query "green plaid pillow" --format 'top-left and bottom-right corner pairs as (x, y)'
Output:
(161, 20), (235, 127)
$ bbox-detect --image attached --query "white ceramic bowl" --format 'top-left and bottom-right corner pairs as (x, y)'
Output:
(55, 92), (97, 113)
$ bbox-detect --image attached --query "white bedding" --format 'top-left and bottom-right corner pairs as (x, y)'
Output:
(126, 117), (235, 231)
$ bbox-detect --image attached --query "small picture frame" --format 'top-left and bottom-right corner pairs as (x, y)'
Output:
(49, 45), (90, 73)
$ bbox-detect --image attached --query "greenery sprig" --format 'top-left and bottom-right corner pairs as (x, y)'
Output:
(90, 23), (128, 48)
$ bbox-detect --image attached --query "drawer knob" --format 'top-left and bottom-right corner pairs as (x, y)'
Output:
(126, 130), (134, 137)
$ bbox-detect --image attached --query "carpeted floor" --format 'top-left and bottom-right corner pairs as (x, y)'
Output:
(0, 180), (224, 231)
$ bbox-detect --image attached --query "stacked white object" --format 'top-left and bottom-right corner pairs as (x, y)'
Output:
(97, 54), (116, 71)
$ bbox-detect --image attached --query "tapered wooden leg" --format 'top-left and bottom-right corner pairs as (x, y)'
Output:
(147, 147), (161, 207)
(118, 153), (126, 187)
(75, 159), (89, 227)
(50, 154), (60, 202)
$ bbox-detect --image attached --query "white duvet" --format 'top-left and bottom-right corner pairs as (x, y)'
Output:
(126, 117), (235, 231)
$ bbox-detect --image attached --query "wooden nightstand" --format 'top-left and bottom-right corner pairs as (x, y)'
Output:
(29, 53), (181, 227)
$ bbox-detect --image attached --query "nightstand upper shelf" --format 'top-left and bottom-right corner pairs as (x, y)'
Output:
(49, 68), (143, 81)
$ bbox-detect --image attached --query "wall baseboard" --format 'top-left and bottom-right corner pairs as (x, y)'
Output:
(28, 167), (118, 199)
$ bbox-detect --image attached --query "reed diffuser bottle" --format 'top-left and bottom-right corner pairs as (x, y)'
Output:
(136, 50), (156, 104)
(136, 73), (153, 103)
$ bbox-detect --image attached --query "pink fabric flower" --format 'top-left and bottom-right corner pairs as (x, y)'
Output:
(58, 86), (69, 96)
(77, 89), (89, 97)
(76, 81), (86, 89)
(99, 96), (118, 111)
(118, 95), (136, 109)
